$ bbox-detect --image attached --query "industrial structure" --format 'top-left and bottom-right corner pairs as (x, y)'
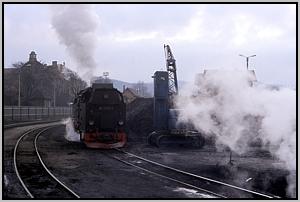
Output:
(148, 45), (205, 147)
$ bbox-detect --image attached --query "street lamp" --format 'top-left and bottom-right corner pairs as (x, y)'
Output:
(239, 54), (256, 70)
(18, 63), (30, 107)
(18, 68), (21, 107)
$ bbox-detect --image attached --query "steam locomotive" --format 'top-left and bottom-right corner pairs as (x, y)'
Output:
(72, 83), (127, 149)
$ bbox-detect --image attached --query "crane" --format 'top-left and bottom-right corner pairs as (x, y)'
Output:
(164, 44), (179, 97)
(148, 45), (205, 148)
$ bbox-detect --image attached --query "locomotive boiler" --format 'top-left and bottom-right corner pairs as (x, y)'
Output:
(72, 83), (126, 149)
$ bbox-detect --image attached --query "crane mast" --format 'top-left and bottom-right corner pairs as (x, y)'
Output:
(164, 44), (178, 97)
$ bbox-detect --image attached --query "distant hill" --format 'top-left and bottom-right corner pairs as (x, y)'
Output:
(111, 79), (153, 96)
(110, 79), (187, 96)
(255, 82), (296, 91)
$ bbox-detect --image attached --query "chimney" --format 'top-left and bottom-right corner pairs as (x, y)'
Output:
(123, 85), (126, 93)
(52, 61), (58, 67)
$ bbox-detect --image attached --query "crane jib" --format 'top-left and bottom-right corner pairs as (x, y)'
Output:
(164, 44), (179, 96)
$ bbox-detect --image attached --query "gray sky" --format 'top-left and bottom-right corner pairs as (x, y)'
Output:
(4, 4), (296, 86)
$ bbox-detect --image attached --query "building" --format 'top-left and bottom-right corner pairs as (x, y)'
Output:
(4, 51), (67, 107)
(23, 51), (44, 68)
(48, 60), (66, 71)
(123, 87), (140, 104)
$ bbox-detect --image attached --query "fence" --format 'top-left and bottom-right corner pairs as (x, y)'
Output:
(4, 106), (72, 123)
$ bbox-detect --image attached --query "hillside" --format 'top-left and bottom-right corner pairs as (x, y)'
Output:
(110, 79), (187, 96)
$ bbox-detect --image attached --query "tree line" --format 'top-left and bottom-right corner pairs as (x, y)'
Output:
(4, 62), (87, 107)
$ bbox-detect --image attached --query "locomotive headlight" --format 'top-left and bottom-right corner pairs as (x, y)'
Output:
(89, 120), (94, 125)
(118, 120), (124, 125)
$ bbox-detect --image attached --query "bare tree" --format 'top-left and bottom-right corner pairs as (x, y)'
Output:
(5, 61), (87, 106)
(68, 72), (87, 97)
(4, 65), (21, 105)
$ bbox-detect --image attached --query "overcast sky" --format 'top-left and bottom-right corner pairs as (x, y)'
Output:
(4, 4), (296, 87)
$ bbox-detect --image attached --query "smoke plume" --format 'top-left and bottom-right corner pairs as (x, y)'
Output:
(51, 5), (100, 81)
(175, 70), (296, 197)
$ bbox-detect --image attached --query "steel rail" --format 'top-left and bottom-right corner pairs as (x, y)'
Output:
(13, 125), (79, 198)
(108, 153), (225, 198)
(34, 127), (80, 198)
(13, 128), (37, 198)
(116, 148), (277, 198)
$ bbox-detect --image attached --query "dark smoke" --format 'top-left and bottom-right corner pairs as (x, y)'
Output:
(51, 5), (100, 81)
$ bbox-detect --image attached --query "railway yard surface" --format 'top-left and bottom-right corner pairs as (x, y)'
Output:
(3, 120), (293, 199)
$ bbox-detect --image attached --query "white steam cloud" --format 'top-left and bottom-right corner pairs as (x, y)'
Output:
(62, 118), (80, 142)
(51, 5), (100, 81)
(175, 70), (296, 197)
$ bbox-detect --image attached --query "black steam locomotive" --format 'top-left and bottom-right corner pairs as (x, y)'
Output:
(72, 83), (127, 149)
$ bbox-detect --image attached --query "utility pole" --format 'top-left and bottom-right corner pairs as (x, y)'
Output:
(239, 54), (256, 70)
(18, 67), (21, 107)
(53, 86), (56, 107)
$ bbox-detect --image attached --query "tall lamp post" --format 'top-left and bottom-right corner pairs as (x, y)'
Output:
(18, 63), (30, 107)
(18, 67), (21, 107)
(239, 54), (256, 70)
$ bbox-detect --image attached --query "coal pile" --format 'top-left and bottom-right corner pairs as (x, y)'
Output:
(126, 98), (153, 142)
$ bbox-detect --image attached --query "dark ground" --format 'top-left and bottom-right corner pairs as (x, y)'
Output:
(124, 97), (295, 198)
(3, 98), (296, 198)
(4, 124), (216, 198)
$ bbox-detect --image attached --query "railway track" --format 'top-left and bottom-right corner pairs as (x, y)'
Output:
(109, 148), (279, 199)
(13, 125), (80, 199)
(4, 119), (62, 129)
